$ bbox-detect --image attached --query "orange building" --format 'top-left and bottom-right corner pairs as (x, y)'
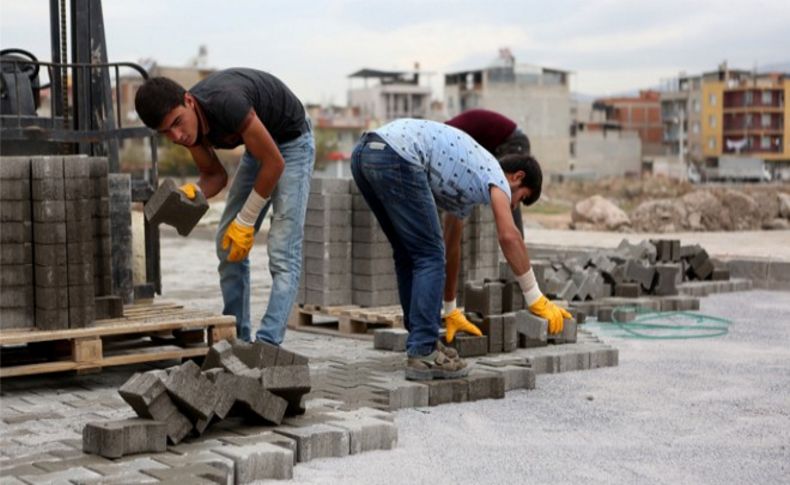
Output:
(594, 90), (664, 156)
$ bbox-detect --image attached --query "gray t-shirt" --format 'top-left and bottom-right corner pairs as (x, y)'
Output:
(189, 68), (305, 148)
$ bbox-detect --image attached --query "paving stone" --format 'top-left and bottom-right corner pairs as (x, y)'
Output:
(33, 454), (113, 473)
(476, 363), (536, 391)
(466, 372), (506, 401)
(562, 318), (578, 343)
(202, 340), (251, 375)
(501, 312), (518, 352)
(478, 314), (504, 353)
(463, 280), (503, 316)
(596, 307), (614, 322)
(366, 378), (429, 410)
(373, 328), (408, 352)
(425, 379), (469, 406)
(163, 361), (219, 421)
(0, 156), (31, 179)
(19, 466), (102, 484)
(614, 283), (641, 298)
(326, 417), (398, 455)
(94, 296), (123, 319)
(514, 310), (548, 348)
(613, 308), (637, 322)
(144, 178), (209, 236)
(82, 419), (167, 459)
(231, 374), (288, 425)
(217, 431), (297, 465)
(141, 462), (231, 484)
(273, 423), (350, 463)
(444, 334), (488, 357)
(230, 340), (279, 369)
(210, 442), (293, 482)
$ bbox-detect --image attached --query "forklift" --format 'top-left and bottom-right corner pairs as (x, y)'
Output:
(0, 0), (161, 299)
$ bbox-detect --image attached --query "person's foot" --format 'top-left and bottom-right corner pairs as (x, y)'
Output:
(405, 347), (469, 381)
(436, 340), (459, 360)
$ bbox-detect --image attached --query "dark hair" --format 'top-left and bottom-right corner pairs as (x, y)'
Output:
(134, 77), (186, 129)
(499, 154), (543, 206)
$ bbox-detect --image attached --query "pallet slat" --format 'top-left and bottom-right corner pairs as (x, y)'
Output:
(0, 301), (236, 378)
(288, 304), (404, 338)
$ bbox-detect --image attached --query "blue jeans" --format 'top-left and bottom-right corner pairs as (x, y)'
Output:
(216, 122), (315, 344)
(351, 133), (445, 357)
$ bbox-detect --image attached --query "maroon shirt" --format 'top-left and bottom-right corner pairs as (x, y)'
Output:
(445, 109), (516, 153)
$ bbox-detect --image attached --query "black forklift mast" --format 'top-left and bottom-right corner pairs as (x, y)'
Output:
(0, 0), (161, 297)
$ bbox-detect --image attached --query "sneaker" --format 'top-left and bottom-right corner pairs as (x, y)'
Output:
(405, 348), (469, 381)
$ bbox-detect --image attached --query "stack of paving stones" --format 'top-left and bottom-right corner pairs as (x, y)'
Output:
(453, 206), (500, 306)
(0, 157), (34, 330)
(350, 182), (399, 307)
(0, 155), (124, 330)
(517, 238), (741, 323)
(108, 172), (134, 304)
(298, 177), (353, 306)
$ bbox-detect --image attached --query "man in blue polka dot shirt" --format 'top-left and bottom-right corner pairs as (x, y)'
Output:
(351, 118), (571, 381)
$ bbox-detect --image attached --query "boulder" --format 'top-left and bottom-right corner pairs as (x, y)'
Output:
(718, 189), (760, 231)
(571, 195), (631, 231)
(681, 190), (722, 231)
(779, 192), (790, 219)
(629, 199), (687, 233)
(763, 218), (790, 230)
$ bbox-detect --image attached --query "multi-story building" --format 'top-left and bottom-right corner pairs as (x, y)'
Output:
(702, 69), (789, 167)
(444, 50), (571, 173)
(347, 67), (433, 124)
(594, 90), (663, 157)
(659, 73), (704, 164)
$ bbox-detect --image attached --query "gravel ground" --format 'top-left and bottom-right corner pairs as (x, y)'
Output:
(157, 229), (790, 485)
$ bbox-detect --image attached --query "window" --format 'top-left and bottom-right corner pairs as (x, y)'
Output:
(709, 93), (716, 106)
(692, 122), (700, 134)
(761, 136), (770, 149)
(762, 113), (771, 128)
(708, 137), (716, 149)
(709, 115), (717, 128)
(744, 91), (753, 106)
(762, 91), (773, 105)
(693, 99), (701, 113)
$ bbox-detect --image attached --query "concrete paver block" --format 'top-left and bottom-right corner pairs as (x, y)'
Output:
(425, 379), (469, 406)
(213, 442), (294, 482)
(327, 417), (398, 455)
(514, 310), (548, 348)
(273, 423), (350, 463)
(231, 340), (279, 369)
(144, 178), (209, 236)
(82, 419), (167, 459)
(164, 361), (219, 421)
(445, 334), (488, 357)
(373, 328), (408, 352)
(467, 372), (505, 401)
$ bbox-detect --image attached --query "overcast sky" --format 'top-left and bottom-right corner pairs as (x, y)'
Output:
(2, 0), (788, 104)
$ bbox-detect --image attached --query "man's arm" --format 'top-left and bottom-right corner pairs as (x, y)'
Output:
(186, 143), (227, 198)
(443, 213), (463, 302)
(240, 113), (285, 198)
(490, 187), (530, 275)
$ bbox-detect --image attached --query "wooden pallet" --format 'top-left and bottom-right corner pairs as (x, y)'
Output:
(288, 304), (404, 338)
(0, 302), (236, 378)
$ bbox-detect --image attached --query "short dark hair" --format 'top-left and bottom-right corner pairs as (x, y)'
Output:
(499, 154), (543, 206)
(135, 77), (186, 129)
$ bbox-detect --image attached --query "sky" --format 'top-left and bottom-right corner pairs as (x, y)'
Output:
(2, 0), (789, 105)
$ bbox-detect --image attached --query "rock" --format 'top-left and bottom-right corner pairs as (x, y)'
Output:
(571, 195), (631, 231)
(763, 218), (790, 230)
(629, 199), (687, 233)
(718, 189), (760, 231)
(779, 192), (790, 219)
(749, 190), (781, 222)
(681, 190), (722, 231)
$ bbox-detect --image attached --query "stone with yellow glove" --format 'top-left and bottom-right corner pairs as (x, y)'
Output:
(221, 188), (269, 263)
(443, 308), (483, 343)
(179, 182), (199, 200)
(517, 266), (572, 334)
(528, 295), (572, 334)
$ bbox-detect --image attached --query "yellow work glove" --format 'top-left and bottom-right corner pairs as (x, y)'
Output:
(444, 308), (483, 343)
(528, 295), (572, 335)
(179, 182), (199, 200)
(221, 220), (255, 262)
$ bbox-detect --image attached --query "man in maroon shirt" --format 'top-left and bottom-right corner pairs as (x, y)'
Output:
(443, 109), (535, 339)
(446, 109), (531, 235)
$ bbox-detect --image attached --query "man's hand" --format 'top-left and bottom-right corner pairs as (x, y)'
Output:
(528, 296), (572, 334)
(221, 220), (255, 262)
(444, 309), (483, 342)
(179, 182), (199, 200)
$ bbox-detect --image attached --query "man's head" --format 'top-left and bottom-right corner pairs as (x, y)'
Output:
(135, 77), (200, 146)
(499, 154), (543, 208)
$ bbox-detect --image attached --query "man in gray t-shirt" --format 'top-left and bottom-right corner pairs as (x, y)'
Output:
(135, 69), (315, 345)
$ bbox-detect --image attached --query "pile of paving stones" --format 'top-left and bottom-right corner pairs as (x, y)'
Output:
(523, 238), (734, 322)
(84, 340), (311, 457)
(0, 155), (124, 331)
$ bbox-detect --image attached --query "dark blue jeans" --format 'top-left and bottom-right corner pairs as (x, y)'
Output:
(351, 133), (444, 357)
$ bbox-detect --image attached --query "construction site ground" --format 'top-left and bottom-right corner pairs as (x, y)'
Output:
(1, 227), (788, 484)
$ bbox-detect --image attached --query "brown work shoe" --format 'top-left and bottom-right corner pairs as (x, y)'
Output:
(405, 348), (469, 381)
(436, 340), (459, 360)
